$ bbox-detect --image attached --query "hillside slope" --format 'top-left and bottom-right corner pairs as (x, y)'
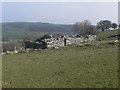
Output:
(97, 30), (119, 40)
(2, 22), (73, 39)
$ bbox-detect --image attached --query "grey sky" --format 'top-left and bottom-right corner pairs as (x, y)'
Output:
(2, 2), (118, 25)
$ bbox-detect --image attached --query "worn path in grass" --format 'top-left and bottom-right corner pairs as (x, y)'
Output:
(2, 44), (118, 88)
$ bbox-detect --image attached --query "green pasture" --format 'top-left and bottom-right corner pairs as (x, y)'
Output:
(2, 44), (118, 88)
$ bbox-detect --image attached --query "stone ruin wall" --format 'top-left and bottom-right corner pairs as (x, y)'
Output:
(45, 35), (97, 48)
(2, 35), (97, 54)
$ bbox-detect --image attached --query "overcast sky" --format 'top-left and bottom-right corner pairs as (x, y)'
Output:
(2, 2), (118, 25)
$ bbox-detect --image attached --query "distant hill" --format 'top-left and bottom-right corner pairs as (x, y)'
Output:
(2, 22), (73, 40)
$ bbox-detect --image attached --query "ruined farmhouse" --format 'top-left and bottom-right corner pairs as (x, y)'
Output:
(2, 34), (97, 54)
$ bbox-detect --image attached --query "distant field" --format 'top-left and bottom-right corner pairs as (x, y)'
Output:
(2, 43), (118, 88)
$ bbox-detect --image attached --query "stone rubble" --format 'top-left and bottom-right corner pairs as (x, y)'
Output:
(2, 35), (97, 54)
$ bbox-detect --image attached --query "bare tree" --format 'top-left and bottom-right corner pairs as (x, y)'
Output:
(111, 23), (118, 30)
(97, 20), (111, 31)
(22, 36), (33, 42)
(52, 32), (66, 38)
(36, 33), (45, 38)
(97, 20), (105, 31)
(73, 20), (97, 36)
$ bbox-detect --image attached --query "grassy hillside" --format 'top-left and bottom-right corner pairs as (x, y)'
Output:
(2, 27), (119, 88)
(97, 30), (119, 40)
(2, 22), (73, 40)
(2, 44), (118, 88)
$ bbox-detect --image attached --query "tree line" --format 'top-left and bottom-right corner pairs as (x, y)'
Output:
(2, 20), (119, 41)
(97, 20), (118, 31)
(73, 20), (119, 36)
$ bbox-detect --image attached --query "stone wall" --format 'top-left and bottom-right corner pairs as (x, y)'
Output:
(1, 35), (97, 54)
(45, 35), (96, 48)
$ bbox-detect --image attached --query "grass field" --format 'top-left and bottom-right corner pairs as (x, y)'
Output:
(97, 29), (118, 40)
(2, 43), (118, 88)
